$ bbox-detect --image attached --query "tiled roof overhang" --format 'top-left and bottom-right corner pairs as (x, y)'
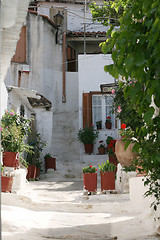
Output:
(67, 31), (106, 37)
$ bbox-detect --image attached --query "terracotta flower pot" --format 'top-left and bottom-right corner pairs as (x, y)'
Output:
(115, 139), (137, 167)
(83, 173), (97, 192)
(98, 147), (105, 155)
(84, 143), (93, 154)
(45, 158), (56, 170)
(105, 122), (112, 129)
(96, 123), (102, 130)
(1, 175), (13, 193)
(26, 165), (37, 180)
(3, 152), (19, 169)
(35, 167), (40, 178)
(100, 172), (115, 191)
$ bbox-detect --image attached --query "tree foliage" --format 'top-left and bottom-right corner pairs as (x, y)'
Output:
(90, 0), (160, 210)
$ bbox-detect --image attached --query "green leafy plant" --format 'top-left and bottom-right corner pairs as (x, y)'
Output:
(77, 125), (98, 144)
(1, 109), (32, 153)
(123, 165), (137, 173)
(90, 0), (160, 209)
(19, 155), (29, 169)
(96, 120), (102, 125)
(44, 153), (52, 159)
(27, 131), (47, 169)
(98, 160), (116, 172)
(83, 165), (97, 173)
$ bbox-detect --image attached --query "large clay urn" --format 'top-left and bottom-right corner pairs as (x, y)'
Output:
(115, 139), (137, 167)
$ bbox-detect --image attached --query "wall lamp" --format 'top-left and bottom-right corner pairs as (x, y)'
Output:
(100, 83), (117, 98)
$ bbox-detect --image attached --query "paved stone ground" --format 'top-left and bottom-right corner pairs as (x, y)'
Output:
(2, 175), (160, 240)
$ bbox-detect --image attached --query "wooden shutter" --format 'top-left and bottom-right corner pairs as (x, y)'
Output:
(11, 26), (26, 63)
(83, 93), (92, 128)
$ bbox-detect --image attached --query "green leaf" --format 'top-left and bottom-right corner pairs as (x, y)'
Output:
(101, 42), (109, 54)
(104, 64), (119, 79)
(132, 142), (140, 153)
(124, 140), (131, 150)
(143, 107), (154, 124)
(134, 52), (146, 66)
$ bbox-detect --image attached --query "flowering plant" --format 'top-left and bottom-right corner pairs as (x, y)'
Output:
(77, 125), (98, 144)
(106, 136), (116, 156)
(83, 165), (97, 173)
(106, 116), (111, 123)
(98, 140), (105, 148)
(1, 110), (31, 153)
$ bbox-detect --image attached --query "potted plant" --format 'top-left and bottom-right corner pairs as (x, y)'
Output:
(105, 116), (112, 129)
(96, 120), (102, 130)
(77, 125), (98, 154)
(115, 124), (137, 167)
(44, 153), (56, 171)
(98, 160), (116, 191)
(1, 110), (32, 169)
(98, 140), (105, 155)
(83, 165), (97, 193)
(106, 136), (118, 166)
(1, 166), (13, 193)
(26, 131), (47, 180)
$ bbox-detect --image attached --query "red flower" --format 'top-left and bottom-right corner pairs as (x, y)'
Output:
(96, 168), (97, 171)
(121, 123), (126, 129)
(90, 165), (92, 168)
(107, 116), (111, 119)
(99, 140), (103, 143)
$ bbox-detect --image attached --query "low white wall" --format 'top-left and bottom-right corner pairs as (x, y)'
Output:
(116, 164), (137, 194)
(129, 177), (154, 211)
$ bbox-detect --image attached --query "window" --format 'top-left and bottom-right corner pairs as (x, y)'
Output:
(92, 94), (116, 129)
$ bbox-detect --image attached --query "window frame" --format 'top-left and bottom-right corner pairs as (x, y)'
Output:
(91, 91), (117, 129)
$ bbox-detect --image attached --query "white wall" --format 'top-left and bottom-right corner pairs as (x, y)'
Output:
(78, 54), (119, 155)
(78, 54), (114, 128)
(4, 13), (62, 166)
(37, 2), (108, 32)
(51, 72), (80, 162)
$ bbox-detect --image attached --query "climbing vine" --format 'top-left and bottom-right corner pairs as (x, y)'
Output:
(90, 0), (160, 210)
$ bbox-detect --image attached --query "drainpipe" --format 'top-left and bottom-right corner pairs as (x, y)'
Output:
(18, 70), (21, 87)
(62, 32), (66, 103)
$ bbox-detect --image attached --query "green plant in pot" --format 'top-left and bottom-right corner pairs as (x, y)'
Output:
(96, 120), (102, 130)
(44, 153), (56, 171)
(83, 165), (97, 193)
(105, 116), (112, 129)
(106, 136), (116, 156)
(99, 160), (116, 191)
(1, 109), (32, 169)
(106, 136), (118, 165)
(26, 131), (47, 180)
(98, 140), (105, 155)
(77, 125), (98, 154)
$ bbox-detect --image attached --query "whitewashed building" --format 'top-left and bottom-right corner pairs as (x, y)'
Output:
(4, 0), (119, 174)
